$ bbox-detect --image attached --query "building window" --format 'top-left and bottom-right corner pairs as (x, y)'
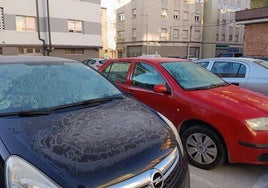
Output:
(216, 34), (219, 41)
(174, 10), (179, 19)
(222, 19), (227, 25)
(0, 47), (2, 54)
(160, 28), (167, 40)
(132, 9), (136, 18)
(221, 34), (225, 41)
(161, 9), (168, 18)
(65, 49), (84, 55)
(132, 28), (136, 37)
(118, 13), (125, 21)
(182, 29), (188, 39)
(18, 47), (41, 54)
(16, 16), (36, 32)
(118, 30), (125, 39)
(173, 29), (179, 38)
(194, 30), (201, 40)
(235, 35), (239, 42)
(194, 15), (200, 22)
(229, 35), (233, 41)
(132, 28), (136, 41)
(183, 12), (189, 20)
(68, 20), (82, 33)
(0, 7), (4, 30)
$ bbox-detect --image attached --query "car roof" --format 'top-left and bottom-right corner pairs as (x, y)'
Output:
(197, 57), (259, 62)
(107, 57), (189, 64)
(0, 55), (78, 64)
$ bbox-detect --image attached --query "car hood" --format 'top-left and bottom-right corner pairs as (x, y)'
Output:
(0, 97), (177, 187)
(189, 84), (268, 118)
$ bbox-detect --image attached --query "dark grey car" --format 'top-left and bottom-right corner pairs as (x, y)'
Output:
(0, 56), (189, 188)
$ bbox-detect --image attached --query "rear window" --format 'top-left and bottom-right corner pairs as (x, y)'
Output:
(256, 60), (268, 69)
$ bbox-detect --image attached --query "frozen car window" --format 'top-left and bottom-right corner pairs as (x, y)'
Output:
(162, 62), (228, 90)
(0, 62), (121, 113)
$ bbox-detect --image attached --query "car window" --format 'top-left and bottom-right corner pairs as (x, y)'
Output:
(257, 60), (268, 69)
(132, 62), (165, 90)
(197, 61), (209, 68)
(0, 62), (122, 113)
(162, 62), (226, 90)
(101, 62), (131, 83)
(211, 61), (246, 78)
(88, 60), (96, 65)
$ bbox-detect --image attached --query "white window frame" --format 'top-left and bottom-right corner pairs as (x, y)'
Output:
(161, 9), (168, 18)
(132, 9), (136, 18)
(18, 47), (42, 55)
(16, 16), (36, 32)
(0, 7), (4, 30)
(194, 15), (200, 22)
(173, 29), (179, 38)
(68, 19), (83, 33)
(118, 30), (125, 39)
(119, 13), (125, 21)
(174, 10), (179, 20)
(160, 28), (168, 40)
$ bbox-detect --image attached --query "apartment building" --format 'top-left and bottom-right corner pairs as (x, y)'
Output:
(0, 0), (102, 60)
(115, 0), (249, 58)
(100, 1), (117, 59)
(116, 0), (203, 58)
(212, 0), (250, 57)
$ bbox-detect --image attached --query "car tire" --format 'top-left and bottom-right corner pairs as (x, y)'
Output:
(181, 124), (226, 170)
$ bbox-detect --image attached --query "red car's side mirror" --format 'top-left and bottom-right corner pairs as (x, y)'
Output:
(153, 84), (169, 94)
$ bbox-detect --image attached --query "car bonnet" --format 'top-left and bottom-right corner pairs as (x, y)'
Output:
(188, 84), (268, 118)
(0, 97), (177, 187)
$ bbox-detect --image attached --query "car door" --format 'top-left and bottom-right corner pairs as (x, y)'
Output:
(125, 61), (180, 123)
(210, 61), (248, 87)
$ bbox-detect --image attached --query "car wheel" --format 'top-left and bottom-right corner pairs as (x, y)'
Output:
(181, 124), (226, 170)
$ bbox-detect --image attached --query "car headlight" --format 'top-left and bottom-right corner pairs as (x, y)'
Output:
(157, 112), (185, 155)
(246, 117), (268, 131)
(5, 155), (61, 188)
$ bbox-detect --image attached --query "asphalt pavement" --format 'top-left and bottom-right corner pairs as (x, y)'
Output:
(189, 163), (268, 188)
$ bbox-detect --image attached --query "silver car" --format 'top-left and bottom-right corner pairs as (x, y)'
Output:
(196, 57), (268, 96)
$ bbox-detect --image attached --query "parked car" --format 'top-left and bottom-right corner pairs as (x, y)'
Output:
(0, 56), (190, 188)
(81, 58), (106, 69)
(196, 57), (268, 96)
(182, 55), (199, 62)
(99, 57), (268, 170)
(218, 52), (243, 57)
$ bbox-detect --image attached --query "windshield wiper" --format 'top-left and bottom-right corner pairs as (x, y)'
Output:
(0, 110), (51, 117)
(186, 82), (229, 91)
(0, 96), (124, 117)
(51, 96), (123, 111)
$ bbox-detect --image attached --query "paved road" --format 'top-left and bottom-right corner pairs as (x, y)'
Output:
(190, 163), (268, 188)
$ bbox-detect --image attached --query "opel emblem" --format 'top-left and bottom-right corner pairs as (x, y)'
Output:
(151, 169), (164, 188)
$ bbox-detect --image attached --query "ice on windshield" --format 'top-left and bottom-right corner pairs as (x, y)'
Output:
(0, 62), (121, 113)
(162, 62), (226, 90)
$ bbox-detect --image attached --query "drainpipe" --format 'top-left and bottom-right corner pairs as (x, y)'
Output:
(36, 0), (46, 56)
(46, 0), (52, 56)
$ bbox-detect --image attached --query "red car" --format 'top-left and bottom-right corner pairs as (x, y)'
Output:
(98, 57), (268, 169)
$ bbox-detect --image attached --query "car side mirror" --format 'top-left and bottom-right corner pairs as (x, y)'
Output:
(153, 84), (169, 94)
